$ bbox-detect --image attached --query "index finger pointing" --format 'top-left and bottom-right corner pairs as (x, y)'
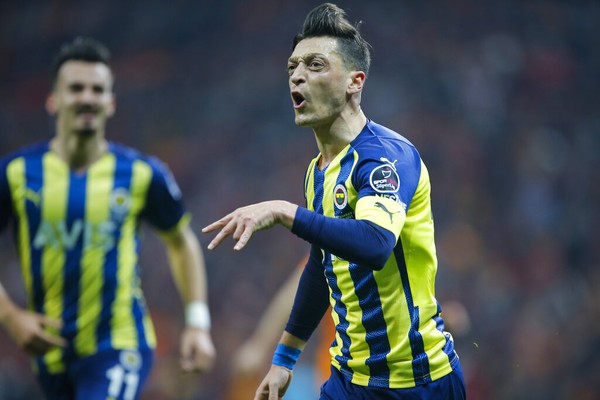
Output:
(202, 220), (226, 233)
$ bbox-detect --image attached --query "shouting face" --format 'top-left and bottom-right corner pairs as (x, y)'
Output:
(288, 36), (354, 129)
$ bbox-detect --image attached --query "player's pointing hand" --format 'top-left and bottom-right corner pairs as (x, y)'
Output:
(202, 200), (298, 251)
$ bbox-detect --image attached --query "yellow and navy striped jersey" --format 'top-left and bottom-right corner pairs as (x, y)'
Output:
(303, 120), (459, 388)
(0, 141), (189, 374)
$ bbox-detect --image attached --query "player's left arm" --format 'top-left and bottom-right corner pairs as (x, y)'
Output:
(159, 221), (216, 373)
(143, 157), (215, 373)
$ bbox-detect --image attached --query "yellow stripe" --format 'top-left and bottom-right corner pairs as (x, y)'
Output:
(372, 252), (413, 379)
(6, 159), (33, 307)
(112, 160), (154, 349)
(319, 156), (368, 383)
(74, 154), (115, 356)
(304, 158), (317, 211)
(143, 312), (157, 348)
(40, 154), (69, 372)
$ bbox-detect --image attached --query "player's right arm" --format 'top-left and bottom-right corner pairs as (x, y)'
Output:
(202, 199), (398, 270)
(0, 283), (66, 356)
(0, 157), (66, 356)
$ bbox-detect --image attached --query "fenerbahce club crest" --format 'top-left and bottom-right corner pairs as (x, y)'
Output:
(369, 158), (400, 193)
(334, 184), (348, 210)
(109, 187), (131, 222)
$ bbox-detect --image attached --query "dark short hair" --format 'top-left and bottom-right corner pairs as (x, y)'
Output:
(50, 36), (111, 87)
(293, 3), (371, 76)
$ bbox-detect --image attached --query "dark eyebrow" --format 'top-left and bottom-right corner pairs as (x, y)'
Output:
(288, 53), (324, 64)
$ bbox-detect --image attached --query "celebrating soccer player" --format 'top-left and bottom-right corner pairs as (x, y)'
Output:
(0, 37), (215, 399)
(203, 3), (466, 399)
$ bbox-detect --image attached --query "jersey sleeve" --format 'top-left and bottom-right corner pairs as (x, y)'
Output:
(351, 142), (422, 239)
(292, 208), (396, 270)
(140, 157), (189, 232)
(285, 245), (330, 341)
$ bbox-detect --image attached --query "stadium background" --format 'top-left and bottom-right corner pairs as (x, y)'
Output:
(0, 1), (598, 399)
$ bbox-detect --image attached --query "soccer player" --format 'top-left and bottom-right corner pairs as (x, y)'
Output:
(203, 3), (465, 400)
(0, 37), (215, 399)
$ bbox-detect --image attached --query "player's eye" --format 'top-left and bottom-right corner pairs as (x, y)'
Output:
(287, 64), (297, 76)
(69, 83), (84, 93)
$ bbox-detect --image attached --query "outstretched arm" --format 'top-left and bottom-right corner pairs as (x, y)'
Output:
(202, 199), (397, 270)
(160, 223), (216, 373)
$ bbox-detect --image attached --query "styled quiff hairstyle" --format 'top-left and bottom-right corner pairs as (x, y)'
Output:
(50, 36), (111, 87)
(293, 3), (371, 76)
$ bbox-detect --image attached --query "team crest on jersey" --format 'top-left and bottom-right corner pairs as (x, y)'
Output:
(109, 188), (131, 222)
(369, 158), (400, 193)
(334, 184), (348, 209)
(119, 349), (142, 371)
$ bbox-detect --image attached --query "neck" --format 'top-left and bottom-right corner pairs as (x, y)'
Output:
(314, 108), (367, 169)
(51, 131), (108, 171)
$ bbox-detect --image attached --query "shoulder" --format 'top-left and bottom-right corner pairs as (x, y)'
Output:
(0, 141), (50, 170)
(351, 120), (421, 166)
(108, 142), (182, 199)
(108, 141), (168, 172)
(1, 141), (50, 162)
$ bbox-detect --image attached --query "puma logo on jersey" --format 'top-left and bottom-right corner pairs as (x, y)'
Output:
(379, 157), (397, 170)
(375, 201), (400, 223)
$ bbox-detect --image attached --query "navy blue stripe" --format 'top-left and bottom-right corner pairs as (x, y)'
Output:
(61, 173), (86, 360)
(132, 261), (149, 349)
(339, 148), (391, 387)
(348, 263), (391, 387)
(394, 243), (431, 385)
(434, 302), (459, 365)
(331, 150), (357, 376)
(132, 158), (148, 349)
(24, 155), (44, 314)
(312, 163), (324, 214)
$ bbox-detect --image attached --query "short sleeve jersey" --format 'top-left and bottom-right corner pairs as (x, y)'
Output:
(303, 120), (459, 388)
(0, 141), (188, 374)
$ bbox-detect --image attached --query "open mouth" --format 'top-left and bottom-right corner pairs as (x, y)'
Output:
(291, 92), (306, 109)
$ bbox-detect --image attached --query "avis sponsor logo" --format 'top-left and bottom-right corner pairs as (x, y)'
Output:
(33, 220), (116, 251)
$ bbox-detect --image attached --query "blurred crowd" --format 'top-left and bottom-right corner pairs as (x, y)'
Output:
(0, 1), (598, 399)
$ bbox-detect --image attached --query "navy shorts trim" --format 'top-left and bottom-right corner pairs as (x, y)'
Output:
(320, 362), (466, 400)
(37, 348), (154, 400)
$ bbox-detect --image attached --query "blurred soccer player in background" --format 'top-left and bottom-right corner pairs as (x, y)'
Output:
(0, 37), (215, 399)
(226, 255), (334, 400)
(204, 3), (465, 399)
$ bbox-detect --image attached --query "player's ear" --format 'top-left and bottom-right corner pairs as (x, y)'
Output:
(45, 93), (57, 115)
(347, 70), (365, 95)
(106, 94), (116, 118)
